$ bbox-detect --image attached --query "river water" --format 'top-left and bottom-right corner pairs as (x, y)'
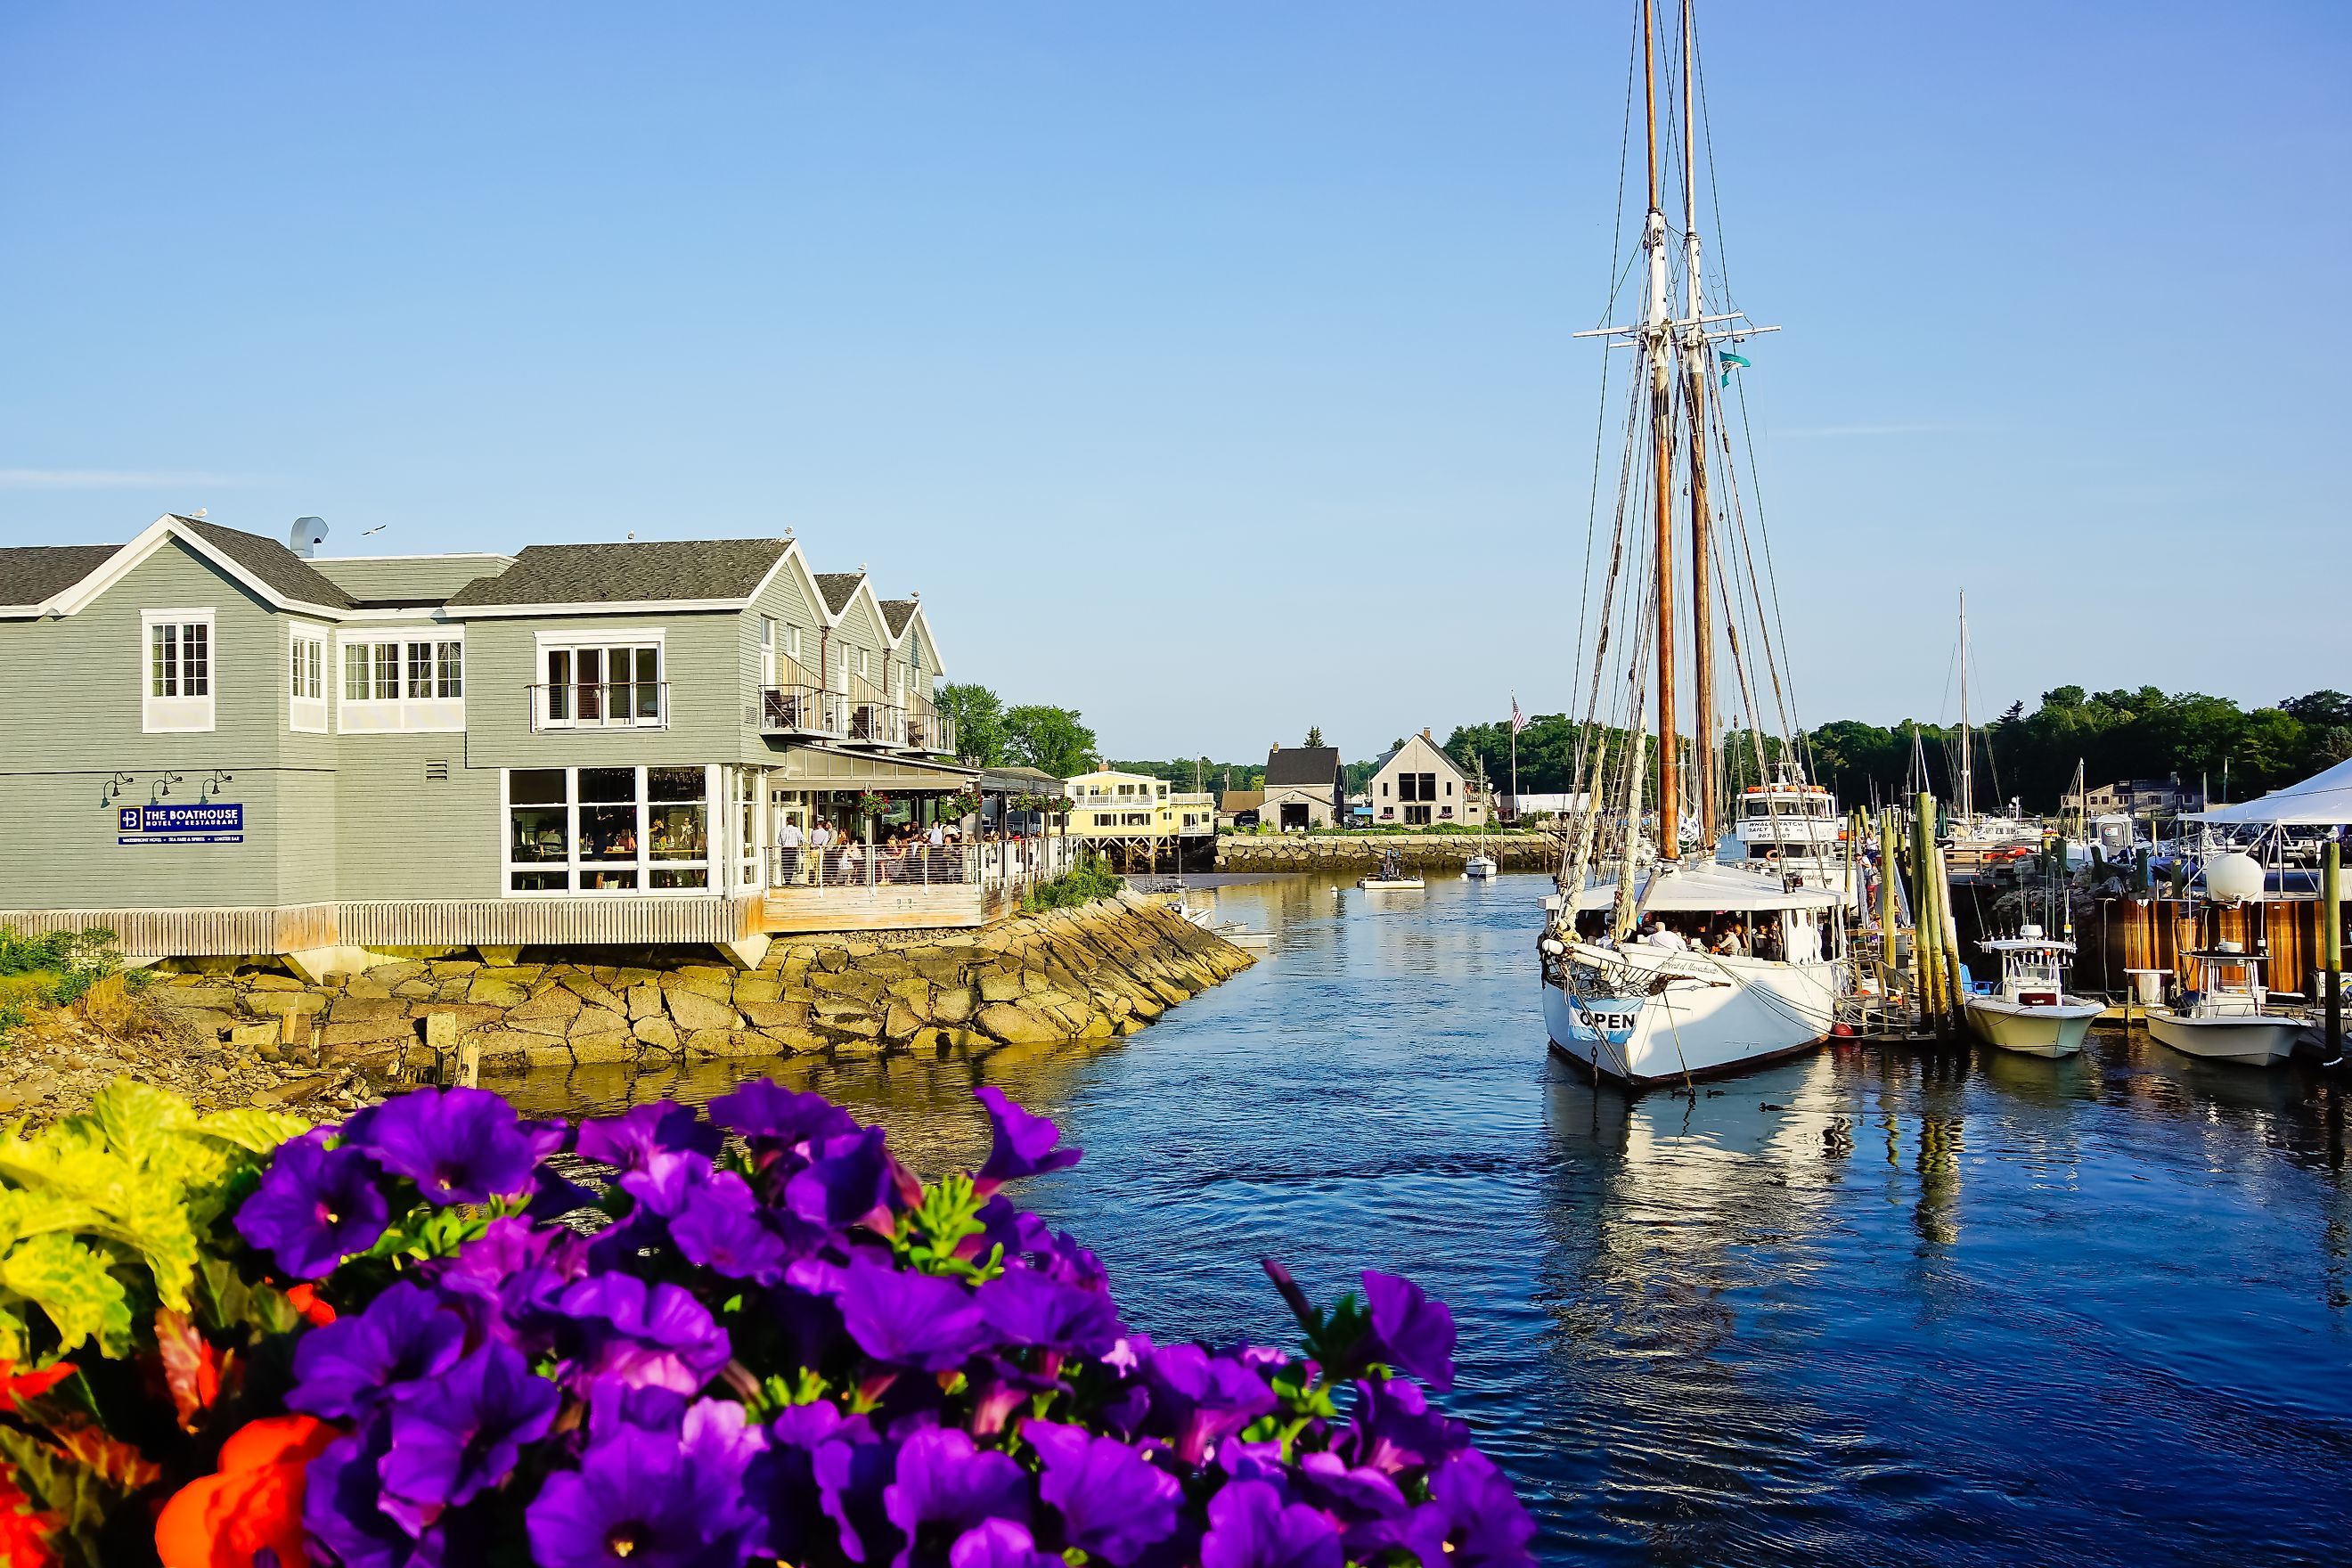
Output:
(501, 873), (2352, 1565)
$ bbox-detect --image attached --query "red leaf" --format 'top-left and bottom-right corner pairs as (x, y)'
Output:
(154, 1312), (220, 1432)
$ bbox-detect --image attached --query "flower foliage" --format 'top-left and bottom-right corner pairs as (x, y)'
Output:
(0, 1079), (1534, 1568)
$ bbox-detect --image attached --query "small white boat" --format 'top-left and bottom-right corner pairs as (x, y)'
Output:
(1214, 923), (1272, 949)
(1964, 925), (2101, 1058)
(1360, 850), (1424, 892)
(1464, 854), (1499, 880)
(2144, 945), (2302, 1066)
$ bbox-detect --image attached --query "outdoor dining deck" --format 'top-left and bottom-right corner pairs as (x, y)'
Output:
(756, 837), (1081, 933)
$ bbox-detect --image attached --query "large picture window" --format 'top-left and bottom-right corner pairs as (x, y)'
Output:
(142, 608), (215, 732)
(339, 633), (464, 732)
(503, 765), (713, 894)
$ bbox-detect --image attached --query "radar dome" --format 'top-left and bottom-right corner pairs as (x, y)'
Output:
(2203, 852), (2264, 904)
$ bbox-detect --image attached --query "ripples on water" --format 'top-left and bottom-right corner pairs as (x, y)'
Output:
(499, 875), (2352, 1565)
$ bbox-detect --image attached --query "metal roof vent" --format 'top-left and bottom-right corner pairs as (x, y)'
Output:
(290, 517), (329, 558)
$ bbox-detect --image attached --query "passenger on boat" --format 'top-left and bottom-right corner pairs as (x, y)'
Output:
(1640, 918), (1689, 951)
(1711, 922), (1748, 957)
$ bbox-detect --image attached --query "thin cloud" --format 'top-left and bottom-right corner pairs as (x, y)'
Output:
(1774, 422), (1960, 438)
(0, 468), (279, 489)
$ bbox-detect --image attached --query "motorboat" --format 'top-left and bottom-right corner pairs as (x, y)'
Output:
(2144, 944), (2302, 1066)
(1360, 849), (1424, 892)
(1964, 925), (2102, 1058)
(1715, 770), (1853, 903)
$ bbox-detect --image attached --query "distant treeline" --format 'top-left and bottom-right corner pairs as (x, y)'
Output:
(1441, 688), (2352, 813)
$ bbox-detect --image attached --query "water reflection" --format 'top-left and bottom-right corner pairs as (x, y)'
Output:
(494, 873), (2352, 1565)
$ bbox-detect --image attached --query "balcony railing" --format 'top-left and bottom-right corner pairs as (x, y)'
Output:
(530, 682), (668, 731)
(904, 709), (959, 756)
(760, 684), (847, 739)
(846, 700), (908, 748)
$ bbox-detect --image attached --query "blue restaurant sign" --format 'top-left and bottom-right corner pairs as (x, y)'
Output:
(117, 803), (243, 845)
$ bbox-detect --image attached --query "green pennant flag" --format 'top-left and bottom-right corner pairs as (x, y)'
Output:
(1719, 351), (1752, 388)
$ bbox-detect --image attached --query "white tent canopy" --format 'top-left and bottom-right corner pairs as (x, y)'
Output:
(1569, 862), (1842, 913)
(2190, 755), (2352, 826)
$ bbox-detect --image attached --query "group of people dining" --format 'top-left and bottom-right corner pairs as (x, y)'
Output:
(1589, 912), (1786, 962)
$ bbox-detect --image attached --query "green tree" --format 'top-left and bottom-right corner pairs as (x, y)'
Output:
(935, 682), (1008, 766)
(1004, 706), (1098, 778)
(1304, 726), (1326, 749)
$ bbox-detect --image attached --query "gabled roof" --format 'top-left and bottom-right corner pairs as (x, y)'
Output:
(1263, 747), (1342, 788)
(0, 544), (122, 607)
(1368, 733), (1466, 780)
(878, 599), (917, 638)
(182, 520), (356, 608)
(445, 539), (794, 611)
(814, 573), (865, 616)
(1, 515), (356, 619)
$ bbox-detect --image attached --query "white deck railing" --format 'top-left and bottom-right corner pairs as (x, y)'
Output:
(768, 835), (1081, 894)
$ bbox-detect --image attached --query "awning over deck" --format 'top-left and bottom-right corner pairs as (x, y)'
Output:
(770, 744), (978, 794)
(2190, 756), (2352, 825)
(1568, 862), (1842, 913)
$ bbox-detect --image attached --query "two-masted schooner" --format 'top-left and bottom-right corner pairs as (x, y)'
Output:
(1539, 0), (1847, 1086)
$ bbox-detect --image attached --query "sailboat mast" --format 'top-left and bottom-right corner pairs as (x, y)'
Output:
(1643, 0), (1681, 860)
(1957, 591), (1972, 822)
(1678, 0), (1717, 847)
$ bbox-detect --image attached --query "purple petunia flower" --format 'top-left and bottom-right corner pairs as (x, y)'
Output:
(971, 1087), (1082, 1194)
(554, 1272), (733, 1394)
(947, 1519), (1059, 1568)
(288, 1280), (466, 1421)
(671, 1173), (794, 1283)
(617, 1147), (719, 1218)
(1141, 1344), (1278, 1466)
(883, 1428), (1030, 1568)
(815, 1430), (904, 1565)
(833, 1259), (991, 1373)
(527, 1417), (759, 1568)
(351, 1086), (537, 1205)
(576, 1099), (720, 1172)
(235, 1131), (389, 1281)
(1023, 1418), (1180, 1565)
(1418, 1449), (1539, 1567)
(1339, 1376), (1471, 1476)
(746, 1402), (870, 1562)
(975, 1263), (1121, 1357)
(1199, 1479), (1343, 1568)
(380, 1339), (560, 1531)
(519, 1115), (572, 1162)
(1293, 1450), (1408, 1524)
(1360, 1270), (1457, 1392)
(303, 1423), (445, 1568)
(711, 1078), (861, 1148)
(785, 1127), (901, 1232)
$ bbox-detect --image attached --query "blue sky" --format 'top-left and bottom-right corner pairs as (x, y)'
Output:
(4, 2), (2344, 761)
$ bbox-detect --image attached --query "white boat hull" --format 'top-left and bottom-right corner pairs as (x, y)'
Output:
(1464, 856), (1499, 879)
(1964, 996), (2099, 1058)
(1541, 942), (1837, 1087)
(1360, 878), (1424, 891)
(2144, 1009), (2301, 1066)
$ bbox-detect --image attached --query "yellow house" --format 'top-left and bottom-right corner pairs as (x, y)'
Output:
(1064, 769), (1214, 864)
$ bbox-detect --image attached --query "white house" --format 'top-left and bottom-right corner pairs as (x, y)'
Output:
(1368, 730), (1484, 828)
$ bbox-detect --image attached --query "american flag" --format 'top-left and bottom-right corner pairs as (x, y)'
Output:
(1511, 697), (1527, 734)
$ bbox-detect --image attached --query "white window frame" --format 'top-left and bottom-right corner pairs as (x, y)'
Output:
(786, 625), (803, 661)
(533, 628), (667, 731)
(142, 608), (216, 733)
(288, 624), (329, 734)
(758, 617), (778, 689)
(335, 629), (465, 732)
(501, 763), (719, 896)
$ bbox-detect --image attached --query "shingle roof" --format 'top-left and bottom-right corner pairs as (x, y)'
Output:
(0, 544), (123, 607)
(1263, 747), (1342, 788)
(183, 520), (356, 608)
(878, 599), (917, 638)
(445, 539), (792, 608)
(813, 573), (865, 615)
(1219, 788), (1266, 813)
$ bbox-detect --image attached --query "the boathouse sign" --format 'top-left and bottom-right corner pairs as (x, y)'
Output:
(117, 804), (244, 846)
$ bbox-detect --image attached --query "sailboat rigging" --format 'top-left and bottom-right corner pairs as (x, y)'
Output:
(1539, 0), (1846, 1088)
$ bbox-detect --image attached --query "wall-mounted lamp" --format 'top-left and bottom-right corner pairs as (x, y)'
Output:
(152, 771), (184, 802)
(102, 771), (136, 804)
(201, 769), (234, 802)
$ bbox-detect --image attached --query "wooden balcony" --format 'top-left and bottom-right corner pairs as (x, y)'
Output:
(760, 684), (848, 739)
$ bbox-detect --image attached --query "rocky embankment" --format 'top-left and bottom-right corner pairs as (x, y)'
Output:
(0, 893), (1252, 1123)
(1214, 831), (1558, 873)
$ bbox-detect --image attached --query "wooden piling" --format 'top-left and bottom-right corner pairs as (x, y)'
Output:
(2327, 841), (2343, 1064)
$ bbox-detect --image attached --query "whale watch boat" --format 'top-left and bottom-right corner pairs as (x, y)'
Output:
(1538, 0), (1849, 1088)
(1964, 926), (2102, 1058)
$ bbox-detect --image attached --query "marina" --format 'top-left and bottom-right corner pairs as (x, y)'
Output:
(502, 871), (2352, 1566)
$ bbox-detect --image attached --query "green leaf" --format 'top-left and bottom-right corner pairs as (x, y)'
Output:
(194, 1107), (312, 1155)
(86, 1077), (195, 1170)
(1, 1232), (135, 1356)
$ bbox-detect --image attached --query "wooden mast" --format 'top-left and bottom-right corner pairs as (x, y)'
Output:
(1643, 0), (1680, 860)
(1679, 0), (1717, 847)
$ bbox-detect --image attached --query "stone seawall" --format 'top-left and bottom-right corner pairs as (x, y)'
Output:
(1214, 833), (1557, 874)
(138, 891), (1253, 1077)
